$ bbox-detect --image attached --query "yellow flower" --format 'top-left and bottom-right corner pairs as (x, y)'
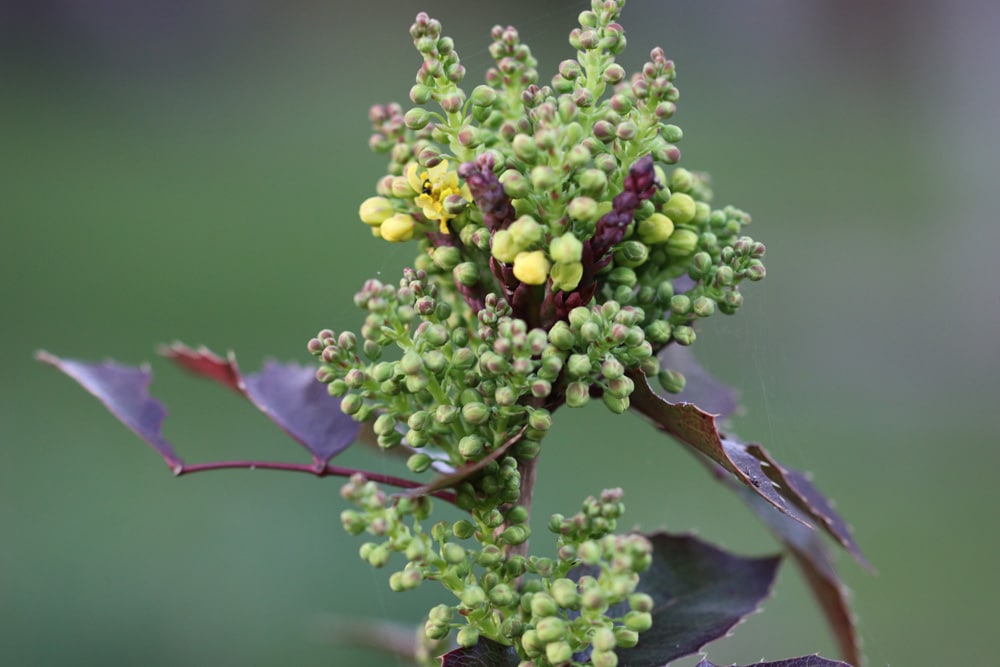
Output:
(513, 251), (550, 285)
(380, 214), (415, 243)
(406, 160), (471, 234)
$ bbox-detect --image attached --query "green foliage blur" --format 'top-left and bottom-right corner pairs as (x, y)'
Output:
(3, 1), (998, 664)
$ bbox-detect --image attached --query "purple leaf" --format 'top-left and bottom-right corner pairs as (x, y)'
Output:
(36, 351), (183, 471)
(572, 532), (781, 666)
(439, 637), (520, 667)
(695, 656), (851, 667)
(628, 370), (812, 526)
(715, 472), (862, 667)
(657, 345), (741, 419)
(161, 343), (360, 467)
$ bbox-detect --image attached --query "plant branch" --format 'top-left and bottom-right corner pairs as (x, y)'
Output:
(174, 460), (457, 504)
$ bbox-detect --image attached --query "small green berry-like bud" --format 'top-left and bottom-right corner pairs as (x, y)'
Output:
(452, 520), (475, 539)
(521, 629), (543, 657)
(546, 641), (573, 665)
(692, 296), (715, 318)
(453, 262), (479, 286)
(462, 402), (490, 425)
(470, 84), (497, 107)
(530, 166), (557, 190)
(535, 616), (566, 643)
(669, 294), (691, 315)
(491, 229), (521, 264)
(509, 215), (544, 246)
(435, 404), (458, 424)
(366, 545), (390, 568)
(629, 593), (654, 613)
(548, 321), (576, 350)
(530, 592), (558, 618)
(637, 212), (674, 245)
(458, 435), (485, 459)
(601, 357), (625, 380)
(592, 649), (620, 667)
(442, 542), (466, 565)
(664, 193), (696, 225)
(551, 579), (580, 608)
(658, 369), (686, 394)
(399, 351), (423, 374)
(340, 393), (363, 416)
(592, 626), (617, 652)
(407, 453), (432, 473)
(478, 545), (503, 567)
(512, 134), (539, 162)
(359, 196), (394, 225)
(614, 240), (649, 268)
(578, 168), (608, 196)
(577, 540), (601, 565)
(550, 232), (584, 263)
(566, 380), (590, 407)
(501, 525), (529, 545)
(460, 585), (486, 609)
(672, 325), (696, 346)
(602, 392), (630, 414)
(645, 320), (671, 344)
(550, 261), (583, 292)
(456, 626), (480, 648)
(566, 353), (592, 378)
(614, 627), (639, 648)
(567, 196), (600, 225)
(404, 107), (431, 130)
(669, 167), (694, 192)
(501, 170), (530, 199)
(624, 610), (653, 632)
(432, 245), (462, 271)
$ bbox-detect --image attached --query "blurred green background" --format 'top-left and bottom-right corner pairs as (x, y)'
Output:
(3, 0), (998, 664)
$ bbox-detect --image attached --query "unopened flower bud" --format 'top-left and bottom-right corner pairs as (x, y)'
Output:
(672, 325), (696, 346)
(407, 453), (432, 473)
(665, 228), (698, 256)
(692, 296), (715, 318)
(460, 585), (486, 609)
(501, 525), (529, 545)
(530, 166), (557, 190)
(614, 627), (639, 648)
(458, 435), (485, 459)
(380, 214), (415, 242)
(530, 592), (558, 618)
(578, 168), (608, 196)
(669, 168), (694, 192)
(512, 134), (538, 162)
(359, 196), (394, 226)
(535, 616), (566, 643)
(509, 215), (543, 246)
(501, 170), (530, 198)
(456, 626), (479, 648)
(462, 402), (490, 424)
(637, 212), (674, 245)
(664, 192), (696, 224)
(602, 393), (630, 414)
(453, 261), (479, 286)
(404, 107), (431, 130)
(431, 245), (461, 271)
(614, 240), (649, 268)
(550, 232), (584, 264)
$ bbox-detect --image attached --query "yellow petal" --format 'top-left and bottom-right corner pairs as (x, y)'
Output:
(406, 163), (424, 194)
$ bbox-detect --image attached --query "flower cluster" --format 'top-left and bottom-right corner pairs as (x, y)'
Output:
(316, 2), (770, 665)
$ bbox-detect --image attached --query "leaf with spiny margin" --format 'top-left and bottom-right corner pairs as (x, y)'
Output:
(439, 637), (519, 667)
(695, 656), (851, 667)
(160, 342), (360, 467)
(719, 475), (862, 667)
(571, 532), (781, 667)
(657, 345), (741, 419)
(37, 351), (184, 470)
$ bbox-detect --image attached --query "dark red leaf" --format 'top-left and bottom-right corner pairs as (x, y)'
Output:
(161, 342), (359, 466)
(716, 473), (862, 667)
(571, 532), (781, 667)
(36, 351), (183, 471)
(695, 655), (851, 667)
(656, 345), (741, 419)
(439, 637), (519, 667)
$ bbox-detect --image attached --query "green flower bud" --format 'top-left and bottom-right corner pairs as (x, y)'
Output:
(548, 321), (576, 350)
(500, 170), (530, 199)
(567, 197), (600, 225)
(509, 215), (544, 246)
(501, 525), (529, 545)
(664, 193), (696, 224)
(669, 294), (691, 315)
(405, 373), (429, 393)
(623, 610), (653, 632)
(637, 212), (675, 245)
(566, 380), (590, 407)
(669, 167), (694, 192)
(530, 593), (558, 618)
(359, 196), (394, 226)
(614, 627), (639, 648)
(592, 626), (617, 651)
(441, 542), (466, 565)
(521, 630), (543, 657)
(431, 246), (462, 271)
(592, 649), (619, 667)
(366, 545), (390, 568)
(513, 134), (538, 162)
(602, 393), (630, 414)
(530, 379), (553, 398)
(407, 453), (432, 473)
(514, 439), (541, 461)
(656, 281), (675, 302)
(373, 413), (396, 436)
(601, 357), (625, 380)
(551, 579), (580, 608)
(566, 353), (591, 378)
(658, 369), (686, 394)
(550, 232), (584, 264)
(462, 402), (490, 424)
(435, 404), (458, 424)
(578, 168), (608, 196)
(399, 351), (423, 375)
(388, 571), (405, 592)
(487, 583), (517, 608)
(460, 585), (486, 609)
(530, 166), (557, 190)
(458, 435), (485, 459)
(405, 539), (427, 561)
(672, 325), (696, 346)
(470, 84), (497, 107)
(645, 320), (671, 344)
(692, 296), (715, 318)
(453, 261), (479, 286)
(340, 393), (363, 416)
(404, 107), (431, 130)
(550, 261), (583, 291)
(491, 229), (521, 264)
(340, 510), (365, 535)
(580, 321), (601, 342)
(608, 266), (637, 287)
(478, 545), (503, 567)
(535, 616), (566, 643)
(456, 626), (479, 648)
(614, 240), (649, 268)
(545, 641), (573, 665)
(577, 540), (602, 565)
(495, 385), (517, 406)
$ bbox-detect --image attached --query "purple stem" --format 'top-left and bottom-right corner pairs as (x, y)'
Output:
(174, 460), (458, 504)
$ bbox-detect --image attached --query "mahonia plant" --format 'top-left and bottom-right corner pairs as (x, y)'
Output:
(39, 3), (869, 667)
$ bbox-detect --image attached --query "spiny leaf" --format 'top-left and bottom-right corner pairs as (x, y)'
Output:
(657, 345), (741, 419)
(720, 476), (862, 667)
(439, 637), (519, 667)
(695, 655), (851, 667)
(36, 351), (183, 470)
(161, 342), (359, 467)
(571, 532), (782, 667)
